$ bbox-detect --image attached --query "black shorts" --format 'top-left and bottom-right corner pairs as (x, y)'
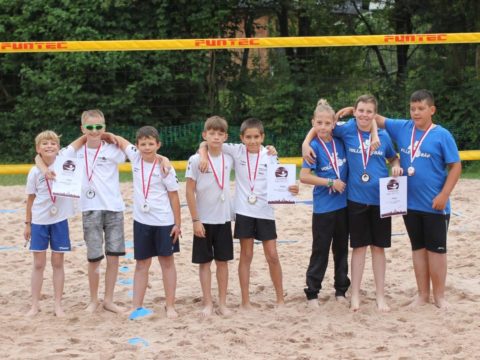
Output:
(403, 210), (450, 253)
(348, 200), (391, 248)
(234, 214), (277, 241)
(192, 222), (234, 264)
(133, 221), (180, 260)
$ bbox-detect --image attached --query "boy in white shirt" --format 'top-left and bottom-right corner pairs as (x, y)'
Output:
(36, 110), (127, 313)
(200, 118), (298, 309)
(115, 126), (181, 319)
(186, 116), (234, 317)
(24, 131), (76, 317)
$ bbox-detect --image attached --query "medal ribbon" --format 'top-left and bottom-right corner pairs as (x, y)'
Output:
(410, 123), (433, 164)
(356, 129), (371, 173)
(84, 142), (102, 183)
(141, 158), (158, 201)
(207, 152), (225, 191)
(246, 150), (260, 193)
(318, 137), (340, 179)
(45, 178), (56, 204)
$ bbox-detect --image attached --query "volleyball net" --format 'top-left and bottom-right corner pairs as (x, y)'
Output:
(0, 33), (479, 173)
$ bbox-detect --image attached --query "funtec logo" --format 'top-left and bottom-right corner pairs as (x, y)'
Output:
(0, 42), (68, 51)
(194, 38), (260, 48)
(383, 34), (447, 44)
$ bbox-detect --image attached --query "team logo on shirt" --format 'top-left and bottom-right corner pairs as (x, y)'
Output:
(401, 143), (431, 158)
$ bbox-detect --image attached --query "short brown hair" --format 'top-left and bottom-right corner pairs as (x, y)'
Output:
(204, 116), (228, 132)
(35, 130), (60, 147)
(410, 89), (435, 106)
(354, 94), (378, 112)
(81, 109), (105, 125)
(135, 126), (160, 143)
(240, 117), (264, 135)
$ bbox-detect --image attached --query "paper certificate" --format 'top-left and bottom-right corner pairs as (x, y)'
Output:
(51, 156), (84, 198)
(267, 164), (296, 204)
(379, 176), (407, 218)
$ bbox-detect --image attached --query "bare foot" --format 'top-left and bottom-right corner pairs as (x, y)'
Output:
(350, 294), (360, 312)
(434, 297), (449, 310)
(25, 306), (40, 317)
(217, 304), (232, 316)
(103, 302), (126, 314)
(85, 301), (100, 313)
(376, 297), (391, 312)
(54, 304), (66, 318)
(200, 303), (213, 317)
(308, 299), (319, 309)
(407, 296), (429, 308)
(239, 302), (254, 312)
(165, 306), (178, 319)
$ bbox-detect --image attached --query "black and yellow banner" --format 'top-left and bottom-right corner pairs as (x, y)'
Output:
(1, 33), (479, 53)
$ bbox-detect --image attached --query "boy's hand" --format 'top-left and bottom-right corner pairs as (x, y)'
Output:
(391, 166), (404, 177)
(432, 192), (448, 211)
(170, 224), (182, 243)
(44, 169), (56, 180)
(302, 143), (316, 165)
(332, 179), (346, 193)
(199, 157), (209, 173)
(266, 145), (277, 156)
(101, 132), (118, 145)
(157, 155), (172, 176)
(23, 224), (31, 242)
(335, 106), (354, 120)
(369, 136), (381, 153)
(193, 221), (206, 238)
(288, 184), (299, 195)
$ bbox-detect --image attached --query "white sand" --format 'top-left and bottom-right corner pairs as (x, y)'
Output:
(0, 180), (478, 359)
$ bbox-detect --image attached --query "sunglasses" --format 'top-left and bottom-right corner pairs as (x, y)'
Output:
(84, 124), (105, 131)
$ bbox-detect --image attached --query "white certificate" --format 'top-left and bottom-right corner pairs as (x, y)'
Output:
(267, 164), (296, 204)
(51, 156), (84, 198)
(379, 176), (407, 218)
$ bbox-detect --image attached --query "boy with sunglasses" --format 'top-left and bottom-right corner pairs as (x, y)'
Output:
(37, 110), (128, 313)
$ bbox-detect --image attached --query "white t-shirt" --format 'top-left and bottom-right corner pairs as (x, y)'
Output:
(61, 142), (126, 212)
(223, 143), (277, 220)
(26, 165), (77, 225)
(125, 145), (179, 226)
(186, 152), (234, 224)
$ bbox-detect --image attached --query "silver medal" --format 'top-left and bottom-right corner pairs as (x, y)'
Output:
(141, 202), (150, 213)
(248, 194), (257, 205)
(86, 188), (96, 199)
(50, 205), (58, 215)
(407, 166), (415, 176)
(361, 173), (370, 183)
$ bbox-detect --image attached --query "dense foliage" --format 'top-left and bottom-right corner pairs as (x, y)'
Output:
(0, 0), (478, 162)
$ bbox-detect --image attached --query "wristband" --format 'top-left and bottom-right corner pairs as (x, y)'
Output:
(327, 179), (334, 188)
(192, 218), (200, 223)
(25, 221), (31, 224)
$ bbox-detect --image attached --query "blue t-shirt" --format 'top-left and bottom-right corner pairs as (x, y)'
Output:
(385, 119), (460, 214)
(333, 119), (396, 206)
(302, 137), (348, 214)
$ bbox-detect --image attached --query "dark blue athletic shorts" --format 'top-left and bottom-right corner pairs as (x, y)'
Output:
(133, 221), (180, 260)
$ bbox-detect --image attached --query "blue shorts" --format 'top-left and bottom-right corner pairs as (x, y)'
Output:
(30, 220), (71, 252)
(133, 221), (180, 260)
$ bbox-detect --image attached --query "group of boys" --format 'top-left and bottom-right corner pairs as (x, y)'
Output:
(24, 111), (298, 317)
(24, 88), (461, 317)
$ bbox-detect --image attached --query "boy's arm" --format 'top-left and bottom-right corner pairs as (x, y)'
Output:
(198, 141), (209, 172)
(374, 114), (387, 129)
(24, 194), (35, 243)
(335, 106), (354, 120)
(387, 156), (403, 177)
(301, 128), (317, 165)
(34, 155), (54, 179)
(299, 168), (346, 193)
(114, 135), (131, 151)
(69, 135), (88, 151)
(370, 120), (381, 152)
(432, 162), (462, 211)
(167, 190), (182, 243)
(185, 178), (206, 238)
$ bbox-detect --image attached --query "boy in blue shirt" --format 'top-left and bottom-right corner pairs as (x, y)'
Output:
(300, 99), (350, 307)
(373, 89), (461, 309)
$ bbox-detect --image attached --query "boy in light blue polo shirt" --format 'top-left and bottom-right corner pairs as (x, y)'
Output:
(374, 89), (461, 309)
